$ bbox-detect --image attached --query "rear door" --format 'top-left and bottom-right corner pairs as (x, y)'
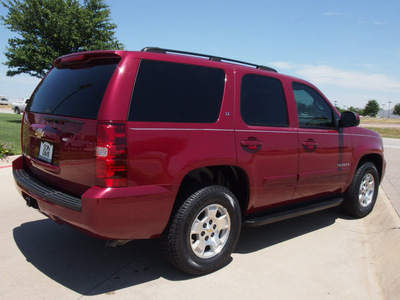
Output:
(23, 53), (121, 197)
(126, 58), (235, 187)
(235, 71), (298, 213)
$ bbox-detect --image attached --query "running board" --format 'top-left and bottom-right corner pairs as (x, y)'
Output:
(244, 198), (344, 227)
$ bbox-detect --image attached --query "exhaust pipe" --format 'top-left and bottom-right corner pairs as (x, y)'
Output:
(105, 239), (132, 247)
(25, 196), (39, 209)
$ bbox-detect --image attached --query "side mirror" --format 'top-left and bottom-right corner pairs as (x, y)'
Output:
(340, 111), (360, 128)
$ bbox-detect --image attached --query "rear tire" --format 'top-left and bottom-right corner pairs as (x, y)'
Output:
(342, 162), (379, 218)
(161, 185), (241, 275)
(14, 107), (20, 114)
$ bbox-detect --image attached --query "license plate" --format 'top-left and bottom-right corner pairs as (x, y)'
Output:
(38, 141), (54, 163)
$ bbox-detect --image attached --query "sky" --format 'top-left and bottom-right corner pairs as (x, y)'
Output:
(0, 0), (399, 109)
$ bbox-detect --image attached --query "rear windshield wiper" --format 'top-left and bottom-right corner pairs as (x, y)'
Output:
(44, 116), (84, 124)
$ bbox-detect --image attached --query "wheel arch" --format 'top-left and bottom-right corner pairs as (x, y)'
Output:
(356, 153), (384, 183)
(171, 165), (250, 219)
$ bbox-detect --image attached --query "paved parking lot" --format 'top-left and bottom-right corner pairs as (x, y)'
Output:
(1, 158), (399, 299)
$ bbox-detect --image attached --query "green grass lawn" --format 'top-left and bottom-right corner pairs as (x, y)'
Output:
(0, 113), (23, 155)
(364, 127), (400, 139)
(361, 117), (400, 124)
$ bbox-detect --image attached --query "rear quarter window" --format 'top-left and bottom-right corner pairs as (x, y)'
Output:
(27, 60), (119, 119)
(129, 60), (226, 123)
(241, 74), (289, 127)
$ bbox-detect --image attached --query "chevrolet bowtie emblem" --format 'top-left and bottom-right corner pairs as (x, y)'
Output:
(35, 128), (45, 138)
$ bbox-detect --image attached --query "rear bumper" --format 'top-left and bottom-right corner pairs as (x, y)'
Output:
(14, 168), (82, 211)
(12, 156), (176, 240)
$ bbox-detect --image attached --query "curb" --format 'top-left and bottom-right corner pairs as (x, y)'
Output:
(364, 187), (400, 299)
(0, 155), (19, 168)
(379, 187), (400, 224)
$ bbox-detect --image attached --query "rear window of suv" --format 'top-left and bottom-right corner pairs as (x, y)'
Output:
(241, 74), (288, 127)
(129, 60), (226, 123)
(27, 59), (120, 119)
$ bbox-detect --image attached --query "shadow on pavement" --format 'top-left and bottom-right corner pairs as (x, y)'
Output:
(236, 206), (345, 253)
(13, 206), (345, 295)
(13, 219), (189, 295)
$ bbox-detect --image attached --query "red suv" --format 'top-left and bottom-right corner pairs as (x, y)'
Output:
(13, 47), (385, 275)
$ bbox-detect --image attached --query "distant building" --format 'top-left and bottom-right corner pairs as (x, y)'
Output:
(378, 109), (399, 118)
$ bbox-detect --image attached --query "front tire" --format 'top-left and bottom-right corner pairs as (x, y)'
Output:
(342, 162), (379, 218)
(14, 107), (20, 114)
(161, 185), (242, 275)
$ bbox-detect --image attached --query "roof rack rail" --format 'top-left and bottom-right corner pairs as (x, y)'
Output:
(141, 47), (277, 73)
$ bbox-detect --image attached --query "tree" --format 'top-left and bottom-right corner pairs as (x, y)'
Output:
(347, 106), (357, 112)
(335, 105), (344, 113)
(393, 103), (400, 115)
(363, 99), (380, 117)
(1, 0), (124, 78)
(346, 106), (364, 115)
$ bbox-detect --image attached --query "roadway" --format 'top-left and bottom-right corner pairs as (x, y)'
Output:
(382, 138), (400, 217)
(382, 138), (400, 216)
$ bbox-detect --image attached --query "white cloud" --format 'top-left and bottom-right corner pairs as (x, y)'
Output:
(374, 21), (387, 26)
(268, 61), (400, 107)
(325, 12), (341, 16)
(269, 62), (400, 92)
(268, 61), (294, 69)
(324, 12), (353, 18)
(296, 65), (400, 91)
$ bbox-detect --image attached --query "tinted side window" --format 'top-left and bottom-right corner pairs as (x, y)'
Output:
(293, 82), (335, 128)
(129, 60), (225, 123)
(241, 74), (288, 127)
(28, 60), (119, 119)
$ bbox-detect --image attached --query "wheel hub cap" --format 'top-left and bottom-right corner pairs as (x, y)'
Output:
(358, 173), (375, 208)
(190, 204), (231, 259)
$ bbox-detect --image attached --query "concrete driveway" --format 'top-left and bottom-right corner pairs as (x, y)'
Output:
(1, 160), (399, 300)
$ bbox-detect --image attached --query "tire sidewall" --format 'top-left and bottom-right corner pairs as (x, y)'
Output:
(178, 186), (241, 274)
(351, 163), (379, 217)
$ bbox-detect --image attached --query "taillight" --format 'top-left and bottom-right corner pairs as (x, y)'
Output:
(96, 122), (128, 187)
